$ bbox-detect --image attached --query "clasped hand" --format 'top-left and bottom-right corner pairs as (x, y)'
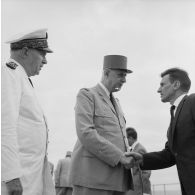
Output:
(120, 152), (143, 169)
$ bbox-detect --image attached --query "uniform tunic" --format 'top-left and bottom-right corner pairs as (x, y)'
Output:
(1, 59), (55, 195)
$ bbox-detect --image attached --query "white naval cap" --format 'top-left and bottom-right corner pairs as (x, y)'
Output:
(6, 28), (53, 53)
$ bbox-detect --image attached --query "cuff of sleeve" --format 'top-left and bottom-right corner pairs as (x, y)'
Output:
(115, 152), (124, 166)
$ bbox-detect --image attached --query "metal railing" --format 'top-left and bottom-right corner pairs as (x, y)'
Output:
(152, 183), (181, 195)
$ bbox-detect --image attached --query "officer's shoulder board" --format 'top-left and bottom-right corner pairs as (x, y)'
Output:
(6, 62), (18, 69)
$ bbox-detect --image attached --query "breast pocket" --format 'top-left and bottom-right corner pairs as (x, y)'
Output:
(94, 108), (118, 130)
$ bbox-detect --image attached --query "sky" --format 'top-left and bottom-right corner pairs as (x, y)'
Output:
(1, 0), (195, 186)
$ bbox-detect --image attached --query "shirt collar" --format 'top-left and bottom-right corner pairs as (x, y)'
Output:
(99, 82), (110, 97)
(172, 94), (187, 108)
(131, 141), (138, 150)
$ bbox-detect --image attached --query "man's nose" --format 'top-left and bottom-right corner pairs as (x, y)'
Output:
(42, 58), (47, 64)
(122, 77), (126, 83)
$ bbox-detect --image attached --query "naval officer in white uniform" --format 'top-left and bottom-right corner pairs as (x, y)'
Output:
(1, 29), (55, 195)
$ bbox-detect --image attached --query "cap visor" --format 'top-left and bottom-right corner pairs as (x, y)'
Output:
(110, 68), (133, 73)
(126, 69), (133, 73)
(42, 47), (53, 53)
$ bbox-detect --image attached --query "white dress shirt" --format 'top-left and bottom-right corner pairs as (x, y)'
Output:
(172, 94), (187, 115)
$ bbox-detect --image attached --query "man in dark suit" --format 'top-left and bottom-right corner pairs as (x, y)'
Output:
(125, 127), (151, 195)
(127, 68), (195, 195)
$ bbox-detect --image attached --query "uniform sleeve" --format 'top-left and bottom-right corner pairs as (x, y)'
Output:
(1, 66), (22, 181)
(75, 88), (123, 167)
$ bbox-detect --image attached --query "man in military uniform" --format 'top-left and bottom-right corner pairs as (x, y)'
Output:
(70, 55), (134, 195)
(55, 151), (73, 195)
(1, 29), (55, 195)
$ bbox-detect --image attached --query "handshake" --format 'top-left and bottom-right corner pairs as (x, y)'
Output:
(119, 151), (143, 169)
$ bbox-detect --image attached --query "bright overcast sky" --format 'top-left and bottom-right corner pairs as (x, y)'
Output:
(2, 0), (195, 186)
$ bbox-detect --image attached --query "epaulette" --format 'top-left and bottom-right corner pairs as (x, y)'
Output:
(81, 88), (89, 91)
(6, 62), (18, 69)
(80, 88), (90, 92)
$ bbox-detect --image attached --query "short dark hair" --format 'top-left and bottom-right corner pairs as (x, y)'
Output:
(126, 127), (137, 140)
(161, 68), (191, 92)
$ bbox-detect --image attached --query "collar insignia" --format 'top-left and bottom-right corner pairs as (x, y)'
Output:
(6, 62), (18, 69)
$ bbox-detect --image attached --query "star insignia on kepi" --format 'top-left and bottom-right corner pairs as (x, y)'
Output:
(6, 62), (18, 69)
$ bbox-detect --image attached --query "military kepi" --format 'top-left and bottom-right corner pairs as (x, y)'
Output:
(103, 55), (132, 73)
(6, 28), (53, 53)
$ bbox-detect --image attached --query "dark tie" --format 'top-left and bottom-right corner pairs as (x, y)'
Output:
(28, 78), (34, 87)
(170, 105), (176, 128)
(168, 105), (176, 147)
(110, 93), (115, 109)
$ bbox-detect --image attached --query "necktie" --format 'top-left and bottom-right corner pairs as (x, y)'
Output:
(168, 105), (176, 147)
(28, 78), (34, 87)
(170, 105), (176, 128)
(110, 93), (115, 109)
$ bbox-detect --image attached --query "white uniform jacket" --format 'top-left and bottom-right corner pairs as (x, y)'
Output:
(1, 59), (55, 195)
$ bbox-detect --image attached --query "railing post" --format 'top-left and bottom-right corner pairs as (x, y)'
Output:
(152, 184), (155, 195)
(163, 184), (166, 195)
(152, 182), (180, 194)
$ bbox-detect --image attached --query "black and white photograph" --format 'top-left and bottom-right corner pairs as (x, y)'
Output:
(1, 0), (195, 195)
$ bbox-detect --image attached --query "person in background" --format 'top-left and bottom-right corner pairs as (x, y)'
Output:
(55, 151), (73, 195)
(126, 68), (195, 195)
(1, 28), (55, 195)
(49, 161), (54, 176)
(69, 55), (134, 195)
(125, 127), (151, 195)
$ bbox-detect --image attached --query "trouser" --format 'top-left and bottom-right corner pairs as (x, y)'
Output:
(72, 185), (126, 195)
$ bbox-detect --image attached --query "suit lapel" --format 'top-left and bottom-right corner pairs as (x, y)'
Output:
(111, 96), (121, 117)
(95, 84), (117, 115)
(170, 95), (187, 144)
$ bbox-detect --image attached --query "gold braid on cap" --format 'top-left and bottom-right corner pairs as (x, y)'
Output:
(11, 38), (48, 50)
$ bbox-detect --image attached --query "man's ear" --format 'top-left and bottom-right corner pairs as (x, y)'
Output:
(104, 69), (110, 77)
(173, 80), (181, 90)
(21, 47), (30, 58)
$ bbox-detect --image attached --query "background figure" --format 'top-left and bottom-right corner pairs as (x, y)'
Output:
(125, 127), (151, 195)
(55, 151), (73, 195)
(1, 29), (55, 195)
(49, 161), (54, 176)
(69, 55), (134, 195)
(127, 68), (195, 195)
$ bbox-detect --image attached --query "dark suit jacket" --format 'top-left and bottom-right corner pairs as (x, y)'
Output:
(142, 94), (195, 195)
